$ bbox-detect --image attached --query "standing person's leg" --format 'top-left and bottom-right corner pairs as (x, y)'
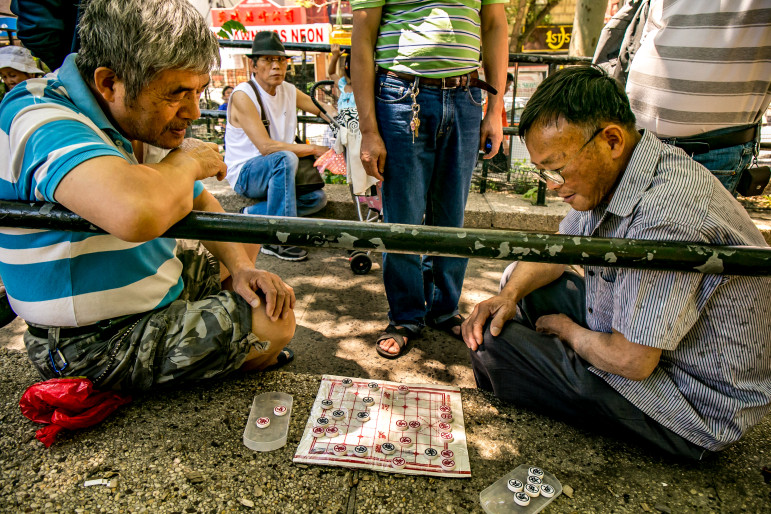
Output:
(235, 151), (299, 217)
(376, 76), (441, 349)
(469, 263), (706, 459)
(424, 86), (483, 334)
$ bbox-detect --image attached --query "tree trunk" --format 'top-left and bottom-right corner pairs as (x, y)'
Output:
(509, 0), (530, 53)
(569, 0), (609, 57)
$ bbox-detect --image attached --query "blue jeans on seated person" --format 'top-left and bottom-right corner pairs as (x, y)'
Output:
(686, 126), (757, 195)
(375, 74), (483, 333)
(235, 150), (327, 217)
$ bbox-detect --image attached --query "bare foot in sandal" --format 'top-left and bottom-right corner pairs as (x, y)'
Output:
(375, 325), (418, 359)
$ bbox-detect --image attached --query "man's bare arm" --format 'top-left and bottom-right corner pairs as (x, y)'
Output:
(351, 7), (386, 181)
(54, 139), (225, 242)
(479, 2), (508, 158)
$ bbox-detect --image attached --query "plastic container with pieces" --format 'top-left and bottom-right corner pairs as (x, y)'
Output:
(243, 392), (293, 452)
(479, 464), (562, 514)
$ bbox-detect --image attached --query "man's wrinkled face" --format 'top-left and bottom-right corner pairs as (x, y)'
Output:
(112, 69), (209, 149)
(0, 67), (34, 90)
(525, 119), (617, 212)
(252, 56), (287, 89)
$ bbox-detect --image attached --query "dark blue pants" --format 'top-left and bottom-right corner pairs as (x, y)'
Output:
(469, 264), (707, 460)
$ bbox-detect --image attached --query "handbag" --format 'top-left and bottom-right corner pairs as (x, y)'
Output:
(247, 80), (325, 195)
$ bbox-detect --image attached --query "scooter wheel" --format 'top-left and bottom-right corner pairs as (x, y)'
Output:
(350, 253), (372, 275)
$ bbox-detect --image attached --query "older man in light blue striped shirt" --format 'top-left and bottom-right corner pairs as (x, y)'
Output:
(463, 66), (771, 459)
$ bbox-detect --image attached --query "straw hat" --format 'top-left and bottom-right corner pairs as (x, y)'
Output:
(0, 46), (42, 74)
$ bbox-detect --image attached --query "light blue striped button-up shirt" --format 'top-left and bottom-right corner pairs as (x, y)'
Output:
(560, 130), (771, 451)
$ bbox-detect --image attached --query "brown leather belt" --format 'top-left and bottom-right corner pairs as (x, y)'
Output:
(661, 125), (757, 155)
(377, 67), (498, 95)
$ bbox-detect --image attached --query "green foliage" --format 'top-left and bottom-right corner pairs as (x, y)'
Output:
(323, 170), (347, 185)
(217, 20), (248, 40)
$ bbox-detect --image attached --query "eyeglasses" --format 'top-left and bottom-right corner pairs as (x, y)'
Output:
(525, 127), (604, 185)
(257, 56), (287, 65)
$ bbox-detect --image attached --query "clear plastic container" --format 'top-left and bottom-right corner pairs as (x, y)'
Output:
(480, 464), (562, 514)
(243, 391), (293, 452)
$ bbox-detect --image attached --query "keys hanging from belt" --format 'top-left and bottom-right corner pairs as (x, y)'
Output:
(409, 84), (420, 143)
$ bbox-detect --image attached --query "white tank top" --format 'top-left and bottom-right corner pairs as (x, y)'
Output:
(224, 78), (298, 186)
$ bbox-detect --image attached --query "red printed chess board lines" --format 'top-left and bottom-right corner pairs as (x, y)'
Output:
(294, 376), (470, 477)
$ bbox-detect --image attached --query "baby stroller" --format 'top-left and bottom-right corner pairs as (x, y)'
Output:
(310, 80), (382, 275)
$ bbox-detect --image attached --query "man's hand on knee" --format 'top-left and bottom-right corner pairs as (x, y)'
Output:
(232, 268), (296, 321)
(462, 295), (518, 351)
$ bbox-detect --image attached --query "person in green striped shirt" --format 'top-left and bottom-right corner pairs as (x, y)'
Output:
(351, 0), (509, 358)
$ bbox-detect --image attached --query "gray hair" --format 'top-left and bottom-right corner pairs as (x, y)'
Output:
(76, 0), (220, 103)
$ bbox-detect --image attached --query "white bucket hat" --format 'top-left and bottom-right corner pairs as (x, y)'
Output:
(0, 46), (42, 74)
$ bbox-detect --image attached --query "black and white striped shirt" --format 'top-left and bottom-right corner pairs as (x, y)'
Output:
(560, 131), (771, 451)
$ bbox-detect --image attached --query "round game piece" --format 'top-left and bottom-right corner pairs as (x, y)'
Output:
(391, 457), (406, 470)
(514, 491), (531, 506)
(540, 484), (555, 498)
(439, 431), (454, 444)
(526, 475), (542, 487)
(380, 442), (396, 455)
(440, 458), (456, 471)
(424, 448), (439, 460)
(528, 466), (545, 479)
(439, 412), (453, 423)
(325, 426), (340, 438)
(320, 399), (334, 410)
(394, 419), (408, 431)
(331, 409), (346, 420)
(438, 422), (452, 432)
(273, 405), (288, 417)
(507, 479), (524, 493)
(362, 396), (376, 408)
(315, 417), (330, 428)
(356, 411), (371, 423)
(440, 449), (454, 459)
(311, 426), (325, 438)
(255, 417), (271, 429)
(332, 444), (347, 456)
(524, 483), (540, 498)
(398, 436), (413, 448)
(408, 420), (421, 431)
(367, 382), (380, 392)
(438, 404), (452, 415)
(396, 385), (410, 396)
(341, 378), (354, 388)
(353, 445), (368, 457)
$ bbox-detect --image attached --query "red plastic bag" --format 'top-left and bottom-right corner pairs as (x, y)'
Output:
(313, 148), (347, 176)
(19, 378), (131, 447)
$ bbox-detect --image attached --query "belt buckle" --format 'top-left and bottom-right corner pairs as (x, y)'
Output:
(440, 76), (455, 89)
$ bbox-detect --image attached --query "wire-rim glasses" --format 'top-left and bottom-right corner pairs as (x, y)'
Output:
(525, 126), (604, 185)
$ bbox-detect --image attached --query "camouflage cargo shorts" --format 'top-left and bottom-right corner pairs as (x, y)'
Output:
(24, 241), (270, 391)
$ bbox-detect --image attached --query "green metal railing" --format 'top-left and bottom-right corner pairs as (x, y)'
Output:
(1, 201), (769, 276)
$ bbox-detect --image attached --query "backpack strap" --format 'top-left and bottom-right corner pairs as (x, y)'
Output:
(246, 79), (271, 136)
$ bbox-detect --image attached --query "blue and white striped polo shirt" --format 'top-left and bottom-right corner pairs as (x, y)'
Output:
(0, 54), (204, 327)
(560, 130), (771, 451)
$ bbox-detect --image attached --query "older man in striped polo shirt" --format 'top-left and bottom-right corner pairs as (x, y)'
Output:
(463, 66), (771, 459)
(0, 0), (296, 391)
(351, 0), (509, 358)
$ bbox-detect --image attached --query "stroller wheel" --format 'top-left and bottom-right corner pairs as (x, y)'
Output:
(349, 252), (372, 275)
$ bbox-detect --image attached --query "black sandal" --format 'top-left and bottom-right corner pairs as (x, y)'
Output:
(427, 314), (465, 341)
(375, 325), (418, 359)
(263, 347), (295, 371)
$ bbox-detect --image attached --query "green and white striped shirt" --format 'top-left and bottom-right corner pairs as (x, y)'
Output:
(351, 0), (505, 78)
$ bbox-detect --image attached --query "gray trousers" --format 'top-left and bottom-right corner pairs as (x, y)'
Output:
(468, 264), (707, 460)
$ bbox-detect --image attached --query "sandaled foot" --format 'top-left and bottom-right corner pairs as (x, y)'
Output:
(263, 347), (295, 371)
(375, 325), (417, 359)
(427, 314), (465, 341)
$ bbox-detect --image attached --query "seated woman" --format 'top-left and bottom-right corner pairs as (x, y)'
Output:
(0, 46), (43, 92)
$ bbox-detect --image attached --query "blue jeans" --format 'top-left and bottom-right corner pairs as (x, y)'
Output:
(375, 74), (483, 332)
(685, 126), (758, 195)
(235, 151), (327, 217)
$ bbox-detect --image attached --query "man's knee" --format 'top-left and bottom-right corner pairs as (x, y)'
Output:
(275, 151), (299, 174)
(251, 305), (296, 351)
